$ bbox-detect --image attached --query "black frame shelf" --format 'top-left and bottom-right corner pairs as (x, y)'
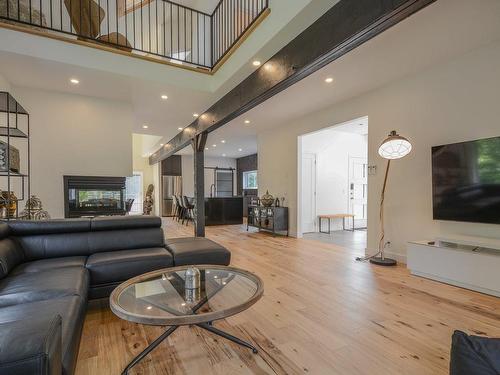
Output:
(0, 127), (29, 138)
(0, 91), (30, 220)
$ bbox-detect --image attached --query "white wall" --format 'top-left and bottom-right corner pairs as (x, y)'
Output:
(302, 129), (367, 231)
(10, 86), (133, 218)
(258, 40), (500, 260)
(181, 155), (237, 197)
(131, 134), (158, 215)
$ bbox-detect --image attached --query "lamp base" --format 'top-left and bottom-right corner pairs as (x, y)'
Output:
(369, 257), (397, 266)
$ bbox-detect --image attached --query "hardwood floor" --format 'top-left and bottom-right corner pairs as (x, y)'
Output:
(75, 219), (500, 375)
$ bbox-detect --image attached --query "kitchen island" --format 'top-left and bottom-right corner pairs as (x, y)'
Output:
(205, 197), (243, 225)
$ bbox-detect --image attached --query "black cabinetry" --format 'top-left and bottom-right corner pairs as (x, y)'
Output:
(247, 205), (288, 236)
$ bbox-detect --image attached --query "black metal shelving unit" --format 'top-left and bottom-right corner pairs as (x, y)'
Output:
(0, 92), (30, 220)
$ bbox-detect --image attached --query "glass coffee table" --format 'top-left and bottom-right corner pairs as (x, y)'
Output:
(110, 265), (264, 375)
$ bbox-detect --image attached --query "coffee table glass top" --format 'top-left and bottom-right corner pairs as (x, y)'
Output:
(110, 265), (264, 326)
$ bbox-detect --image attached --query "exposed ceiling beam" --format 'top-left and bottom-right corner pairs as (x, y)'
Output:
(150, 0), (436, 165)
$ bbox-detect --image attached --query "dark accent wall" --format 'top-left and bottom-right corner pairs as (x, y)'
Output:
(236, 153), (258, 196)
(161, 155), (182, 176)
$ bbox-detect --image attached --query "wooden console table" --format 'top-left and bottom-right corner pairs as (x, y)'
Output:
(318, 214), (355, 233)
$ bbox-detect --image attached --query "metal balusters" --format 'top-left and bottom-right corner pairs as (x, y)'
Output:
(0, 0), (267, 69)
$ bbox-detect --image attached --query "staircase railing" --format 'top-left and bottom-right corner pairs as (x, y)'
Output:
(0, 0), (269, 70)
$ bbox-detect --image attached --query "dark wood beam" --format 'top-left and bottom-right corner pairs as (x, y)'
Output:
(150, 0), (435, 165)
(192, 132), (207, 237)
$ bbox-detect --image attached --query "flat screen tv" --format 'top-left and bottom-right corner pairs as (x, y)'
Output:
(432, 136), (500, 224)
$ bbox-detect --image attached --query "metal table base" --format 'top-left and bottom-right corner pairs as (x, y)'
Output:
(122, 322), (258, 375)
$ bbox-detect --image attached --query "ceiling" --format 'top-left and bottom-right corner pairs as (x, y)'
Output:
(2, 0), (499, 161)
(201, 0), (500, 158)
(0, 0), (338, 155)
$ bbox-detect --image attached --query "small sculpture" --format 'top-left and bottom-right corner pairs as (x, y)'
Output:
(143, 184), (154, 215)
(185, 267), (201, 289)
(19, 195), (50, 220)
(260, 190), (274, 207)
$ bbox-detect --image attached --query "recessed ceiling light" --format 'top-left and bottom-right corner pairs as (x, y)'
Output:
(200, 114), (207, 119)
(238, 148), (242, 152)
(212, 144), (217, 147)
(221, 140), (226, 143)
(193, 113), (199, 117)
(222, 153), (226, 157)
(70, 78), (79, 84)
(205, 147), (209, 150)
(161, 94), (168, 100)
(244, 120), (250, 124)
(142, 124), (149, 129)
(160, 143), (164, 146)
(252, 60), (261, 66)
(325, 77), (334, 83)
(178, 127), (183, 130)
(146, 306), (152, 310)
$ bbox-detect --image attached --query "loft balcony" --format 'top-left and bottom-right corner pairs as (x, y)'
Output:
(0, 0), (269, 72)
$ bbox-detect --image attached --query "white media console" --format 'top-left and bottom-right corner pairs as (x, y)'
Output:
(407, 235), (500, 297)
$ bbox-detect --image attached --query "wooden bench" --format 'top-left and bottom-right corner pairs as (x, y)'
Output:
(318, 214), (355, 233)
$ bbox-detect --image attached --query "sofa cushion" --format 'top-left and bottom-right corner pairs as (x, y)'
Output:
(91, 215), (161, 231)
(12, 256), (87, 275)
(13, 232), (91, 261)
(0, 237), (23, 280)
(0, 295), (87, 375)
(450, 330), (500, 375)
(86, 247), (173, 285)
(88, 227), (164, 253)
(165, 237), (231, 266)
(0, 314), (62, 375)
(0, 267), (89, 308)
(8, 218), (91, 236)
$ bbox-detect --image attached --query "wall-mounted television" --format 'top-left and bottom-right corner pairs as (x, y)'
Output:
(432, 136), (500, 224)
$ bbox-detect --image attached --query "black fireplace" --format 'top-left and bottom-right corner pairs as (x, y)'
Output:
(63, 176), (126, 218)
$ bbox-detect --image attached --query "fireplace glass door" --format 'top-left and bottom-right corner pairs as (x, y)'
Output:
(64, 176), (126, 218)
(68, 188), (124, 215)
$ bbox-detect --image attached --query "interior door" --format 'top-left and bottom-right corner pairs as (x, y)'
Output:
(301, 153), (317, 233)
(348, 156), (368, 229)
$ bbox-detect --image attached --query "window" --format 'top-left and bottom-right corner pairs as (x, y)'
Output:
(125, 172), (143, 214)
(243, 170), (258, 189)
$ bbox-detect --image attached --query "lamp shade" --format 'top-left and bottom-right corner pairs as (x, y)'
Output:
(378, 130), (412, 160)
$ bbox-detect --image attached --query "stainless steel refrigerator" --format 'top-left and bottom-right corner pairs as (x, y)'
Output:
(162, 176), (182, 217)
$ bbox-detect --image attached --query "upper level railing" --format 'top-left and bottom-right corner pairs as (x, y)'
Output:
(0, 0), (269, 71)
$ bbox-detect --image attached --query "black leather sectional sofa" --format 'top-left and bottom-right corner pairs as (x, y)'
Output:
(0, 216), (230, 375)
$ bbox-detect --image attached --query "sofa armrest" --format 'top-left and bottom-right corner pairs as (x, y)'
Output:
(0, 315), (62, 375)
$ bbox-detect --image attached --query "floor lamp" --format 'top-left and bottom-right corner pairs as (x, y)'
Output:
(357, 130), (412, 266)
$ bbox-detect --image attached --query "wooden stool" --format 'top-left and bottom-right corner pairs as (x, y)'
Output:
(318, 214), (355, 233)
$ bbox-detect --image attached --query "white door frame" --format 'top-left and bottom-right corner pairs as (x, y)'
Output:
(347, 156), (368, 229)
(300, 152), (317, 234)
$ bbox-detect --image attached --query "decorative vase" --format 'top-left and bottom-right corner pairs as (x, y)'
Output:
(260, 190), (274, 207)
(185, 267), (201, 289)
(0, 191), (17, 218)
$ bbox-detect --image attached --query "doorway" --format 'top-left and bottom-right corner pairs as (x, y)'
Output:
(298, 116), (368, 252)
